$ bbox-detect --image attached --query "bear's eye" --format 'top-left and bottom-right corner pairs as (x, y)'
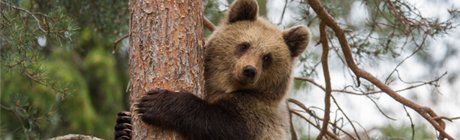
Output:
(262, 53), (272, 68)
(237, 42), (250, 53)
(263, 54), (272, 62)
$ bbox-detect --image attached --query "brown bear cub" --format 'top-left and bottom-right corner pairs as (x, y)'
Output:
(114, 0), (310, 139)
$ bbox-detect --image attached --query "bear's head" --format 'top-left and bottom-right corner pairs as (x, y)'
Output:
(204, 0), (310, 102)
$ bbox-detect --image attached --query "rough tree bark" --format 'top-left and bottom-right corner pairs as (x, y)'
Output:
(128, 0), (204, 139)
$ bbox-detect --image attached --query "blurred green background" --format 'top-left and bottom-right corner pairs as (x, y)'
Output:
(0, 0), (130, 139)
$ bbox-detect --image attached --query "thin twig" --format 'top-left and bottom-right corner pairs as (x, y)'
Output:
(288, 99), (354, 139)
(294, 75), (446, 96)
(384, 33), (428, 84)
(112, 34), (129, 54)
(434, 116), (460, 122)
(403, 106), (415, 140)
(317, 22), (332, 140)
(330, 96), (360, 140)
(203, 16), (216, 31)
(0, 103), (30, 139)
(0, 1), (47, 33)
(277, 0), (289, 25)
(289, 112), (298, 140)
(295, 73), (447, 123)
(289, 109), (340, 140)
(366, 95), (396, 120)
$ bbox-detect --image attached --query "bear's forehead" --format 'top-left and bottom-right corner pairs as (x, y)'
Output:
(223, 20), (281, 35)
(218, 20), (286, 46)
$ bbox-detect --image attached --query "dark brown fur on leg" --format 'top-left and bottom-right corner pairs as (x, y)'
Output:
(137, 88), (251, 140)
(114, 111), (132, 140)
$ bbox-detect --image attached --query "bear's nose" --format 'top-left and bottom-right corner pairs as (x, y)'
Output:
(243, 65), (256, 78)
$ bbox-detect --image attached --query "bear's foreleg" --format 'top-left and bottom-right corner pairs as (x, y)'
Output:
(137, 88), (250, 140)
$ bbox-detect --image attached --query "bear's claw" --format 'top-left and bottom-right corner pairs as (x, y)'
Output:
(114, 111), (132, 140)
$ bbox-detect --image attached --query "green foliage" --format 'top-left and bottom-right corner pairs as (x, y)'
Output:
(293, 79), (308, 91)
(377, 124), (434, 139)
(1, 0), (128, 139)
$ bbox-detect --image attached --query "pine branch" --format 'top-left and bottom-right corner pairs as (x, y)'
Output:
(306, 0), (454, 139)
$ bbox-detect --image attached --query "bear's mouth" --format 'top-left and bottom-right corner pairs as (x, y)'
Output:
(237, 76), (256, 85)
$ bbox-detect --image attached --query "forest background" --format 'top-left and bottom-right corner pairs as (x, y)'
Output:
(1, 0), (459, 139)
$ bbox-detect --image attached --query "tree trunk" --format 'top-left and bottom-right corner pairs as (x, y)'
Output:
(127, 0), (204, 139)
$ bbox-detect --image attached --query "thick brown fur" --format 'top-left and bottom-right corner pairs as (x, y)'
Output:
(114, 0), (310, 139)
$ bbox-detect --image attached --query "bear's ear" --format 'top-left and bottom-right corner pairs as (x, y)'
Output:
(283, 25), (311, 57)
(227, 0), (258, 23)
